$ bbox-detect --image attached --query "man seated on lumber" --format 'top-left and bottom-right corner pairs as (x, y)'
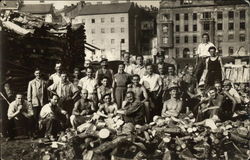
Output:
(7, 93), (35, 140)
(97, 93), (118, 119)
(70, 89), (95, 130)
(39, 94), (69, 140)
(161, 83), (182, 118)
(197, 87), (223, 121)
(118, 91), (145, 125)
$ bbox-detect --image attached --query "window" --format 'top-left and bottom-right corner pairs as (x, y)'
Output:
(91, 19), (95, 23)
(176, 36), (180, 43)
(184, 13), (189, 20)
(91, 29), (95, 34)
(228, 47), (234, 55)
(193, 13), (197, 20)
(101, 28), (105, 33)
(121, 28), (125, 33)
(121, 39), (125, 43)
(228, 23), (234, 30)
(176, 48), (180, 58)
(203, 12), (211, 19)
(193, 24), (197, 31)
(217, 12), (223, 19)
(228, 34), (234, 40)
(239, 34), (245, 42)
(184, 36), (188, 43)
(204, 23), (210, 30)
(163, 37), (168, 44)
(111, 39), (115, 44)
(240, 10), (245, 19)
(121, 17), (125, 22)
(240, 22), (245, 30)
(217, 23), (223, 30)
(184, 25), (189, 32)
(111, 28), (115, 33)
(228, 11), (234, 19)
(175, 14), (180, 21)
(111, 17), (114, 22)
(218, 47), (222, 56)
(193, 35), (197, 43)
(101, 18), (105, 23)
(175, 25), (180, 32)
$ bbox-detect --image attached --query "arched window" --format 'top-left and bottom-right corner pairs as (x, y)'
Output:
(183, 48), (190, 58)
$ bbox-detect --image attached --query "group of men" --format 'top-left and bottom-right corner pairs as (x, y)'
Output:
(2, 34), (249, 141)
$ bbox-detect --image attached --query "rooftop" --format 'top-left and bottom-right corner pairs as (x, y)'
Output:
(19, 4), (53, 14)
(0, 0), (19, 10)
(79, 2), (132, 15)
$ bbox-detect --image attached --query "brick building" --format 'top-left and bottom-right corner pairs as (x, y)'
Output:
(157, 0), (250, 58)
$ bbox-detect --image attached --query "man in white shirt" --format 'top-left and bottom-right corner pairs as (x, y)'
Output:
(223, 80), (241, 104)
(40, 94), (68, 140)
(7, 94), (34, 140)
(49, 62), (62, 85)
(133, 55), (146, 79)
(78, 67), (98, 103)
(195, 33), (216, 83)
(123, 52), (135, 75)
(140, 64), (163, 116)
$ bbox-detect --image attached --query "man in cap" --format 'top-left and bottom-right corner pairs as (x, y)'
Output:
(96, 58), (114, 86)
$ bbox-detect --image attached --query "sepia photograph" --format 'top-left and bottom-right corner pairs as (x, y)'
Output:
(0, 0), (250, 159)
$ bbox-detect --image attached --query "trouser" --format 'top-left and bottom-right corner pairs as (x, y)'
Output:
(149, 91), (162, 118)
(70, 115), (90, 129)
(195, 57), (207, 83)
(1, 100), (9, 137)
(8, 114), (34, 138)
(33, 106), (41, 133)
(40, 115), (66, 137)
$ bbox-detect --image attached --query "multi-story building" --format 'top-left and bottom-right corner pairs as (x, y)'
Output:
(157, 0), (250, 58)
(73, 2), (141, 60)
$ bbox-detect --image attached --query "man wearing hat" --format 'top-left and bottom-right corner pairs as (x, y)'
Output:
(95, 58), (114, 87)
(161, 83), (182, 117)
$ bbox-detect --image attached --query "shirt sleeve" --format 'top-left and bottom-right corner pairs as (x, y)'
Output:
(27, 81), (32, 102)
(48, 83), (57, 91)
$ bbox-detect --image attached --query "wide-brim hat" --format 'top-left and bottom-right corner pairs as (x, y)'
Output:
(100, 58), (108, 63)
(168, 83), (179, 91)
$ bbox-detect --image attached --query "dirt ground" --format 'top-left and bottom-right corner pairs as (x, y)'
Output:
(1, 136), (41, 160)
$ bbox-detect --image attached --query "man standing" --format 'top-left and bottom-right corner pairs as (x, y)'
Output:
(140, 64), (163, 116)
(95, 58), (114, 86)
(78, 67), (98, 104)
(27, 68), (48, 134)
(155, 52), (176, 75)
(127, 74), (150, 122)
(70, 89), (95, 130)
(49, 62), (62, 84)
(123, 52), (135, 75)
(7, 94), (34, 140)
(40, 95), (68, 140)
(133, 55), (146, 79)
(48, 72), (78, 114)
(196, 33), (216, 83)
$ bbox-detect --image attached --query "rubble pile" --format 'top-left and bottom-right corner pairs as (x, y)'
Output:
(34, 113), (250, 160)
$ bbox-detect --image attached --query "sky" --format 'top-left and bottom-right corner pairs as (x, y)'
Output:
(23, 0), (160, 9)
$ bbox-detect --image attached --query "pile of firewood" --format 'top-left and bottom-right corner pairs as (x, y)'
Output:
(33, 113), (250, 160)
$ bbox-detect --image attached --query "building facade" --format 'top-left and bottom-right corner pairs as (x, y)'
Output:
(157, 0), (250, 58)
(73, 2), (142, 61)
